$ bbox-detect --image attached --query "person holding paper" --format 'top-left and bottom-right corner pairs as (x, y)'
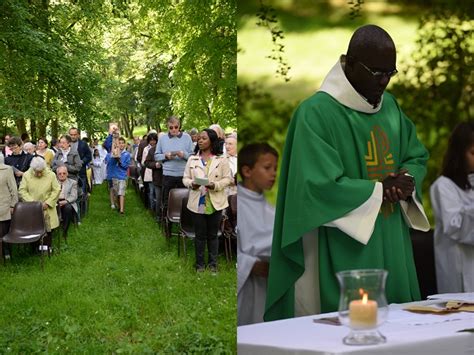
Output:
(265, 24), (430, 320)
(183, 129), (232, 273)
(430, 122), (474, 293)
(154, 116), (194, 217)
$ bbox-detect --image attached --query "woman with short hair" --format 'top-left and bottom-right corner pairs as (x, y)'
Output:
(5, 136), (33, 186)
(19, 157), (61, 250)
(36, 137), (54, 167)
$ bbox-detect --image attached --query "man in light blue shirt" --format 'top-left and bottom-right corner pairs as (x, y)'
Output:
(154, 116), (194, 216)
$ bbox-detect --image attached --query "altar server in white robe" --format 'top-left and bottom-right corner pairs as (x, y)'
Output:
(237, 143), (278, 326)
(430, 121), (474, 293)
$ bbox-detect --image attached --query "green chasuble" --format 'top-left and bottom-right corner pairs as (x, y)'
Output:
(264, 90), (429, 321)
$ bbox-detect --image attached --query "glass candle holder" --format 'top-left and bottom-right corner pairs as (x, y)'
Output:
(336, 269), (388, 345)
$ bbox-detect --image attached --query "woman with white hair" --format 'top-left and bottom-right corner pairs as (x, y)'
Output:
(19, 157), (61, 250)
(225, 134), (238, 195)
(23, 142), (36, 155)
(0, 152), (18, 255)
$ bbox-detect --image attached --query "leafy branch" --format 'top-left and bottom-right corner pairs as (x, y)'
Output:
(348, 0), (364, 20)
(256, 1), (291, 82)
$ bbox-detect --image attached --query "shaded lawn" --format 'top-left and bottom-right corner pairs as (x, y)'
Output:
(0, 184), (236, 353)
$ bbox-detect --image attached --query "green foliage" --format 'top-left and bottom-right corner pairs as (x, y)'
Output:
(256, 1), (291, 82)
(238, 83), (293, 150)
(0, 0), (110, 138)
(138, 0), (237, 129)
(1, 1), (236, 139)
(391, 14), (473, 218)
(0, 184), (236, 353)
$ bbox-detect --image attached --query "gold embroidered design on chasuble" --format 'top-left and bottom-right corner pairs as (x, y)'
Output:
(364, 125), (395, 217)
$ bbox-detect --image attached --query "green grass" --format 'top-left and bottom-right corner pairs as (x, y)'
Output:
(0, 184), (236, 353)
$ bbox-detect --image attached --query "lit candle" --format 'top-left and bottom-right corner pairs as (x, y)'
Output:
(349, 290), (378, 329)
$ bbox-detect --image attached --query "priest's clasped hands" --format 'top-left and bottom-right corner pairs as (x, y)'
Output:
(382, 168), (414, 203)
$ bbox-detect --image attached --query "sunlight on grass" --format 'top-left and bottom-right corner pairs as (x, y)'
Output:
(238, 7), (419, 102)
(0, 184), (236, 353)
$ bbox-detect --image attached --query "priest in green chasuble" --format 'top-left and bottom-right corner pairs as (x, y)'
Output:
(264, 24), (430, 321)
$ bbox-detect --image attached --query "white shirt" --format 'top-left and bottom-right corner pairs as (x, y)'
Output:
(430, 176), (474, 293)
(237, 184), (275, 326)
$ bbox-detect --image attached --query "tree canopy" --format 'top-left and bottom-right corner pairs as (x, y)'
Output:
(0, 0), (236, 140)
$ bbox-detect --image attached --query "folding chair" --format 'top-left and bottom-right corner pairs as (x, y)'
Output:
(178, 196), (195, 257)
(1, 201), (49, 269)
(165, 188), (189, 246)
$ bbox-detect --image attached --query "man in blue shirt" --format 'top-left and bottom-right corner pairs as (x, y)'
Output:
(154, 116), (194, 216)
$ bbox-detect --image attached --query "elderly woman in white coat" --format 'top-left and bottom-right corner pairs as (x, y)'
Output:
(19, 157), (61, 250)
(0, 153), (18, 255)
(430, 122), (474, 293)
(183, 128), (232, 273)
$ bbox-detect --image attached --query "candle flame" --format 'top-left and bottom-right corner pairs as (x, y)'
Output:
(362, 293), (368, 304)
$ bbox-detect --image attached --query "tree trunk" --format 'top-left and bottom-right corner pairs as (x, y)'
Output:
(51, 117), (59, 139)
(121, 112), (132, 138)
(30, 119), (36, 141)
(16, 118), (27, 137)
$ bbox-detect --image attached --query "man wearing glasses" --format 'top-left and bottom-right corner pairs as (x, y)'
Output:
(265, 25), (430, 321)
(154, 116), (194, 216)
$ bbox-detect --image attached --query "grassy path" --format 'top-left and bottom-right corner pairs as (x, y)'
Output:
(0, 184), (236, 353)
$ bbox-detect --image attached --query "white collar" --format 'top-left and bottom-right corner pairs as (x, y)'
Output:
(319, 55), (383, 114)
(237, 183), (265, 201)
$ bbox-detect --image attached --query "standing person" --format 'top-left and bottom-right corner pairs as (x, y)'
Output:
(36, 137), (54, 167)
(142, 132), (159, 211)
(5, 136), (33, 187)
(69, 127), (92, 195)
(210, 124), (226, 155)
(91, 149), (105, 185)
(23, 142), (36, 155)
(50, 138), (60, 154)
(189, 128), (199, 149)
(145, 133), (164, 221)
(18, 157), (61, 251)
(183, 129), (232, 273)
(225, 134), (238, 195)
(430, 122), (474, 293)
(131, 136), (141, 159)
(52, 135), (83, 181)
(155, 116), (194, 216)
(265, 24), (431, 320)
(237, 143), (278, 326)
(2, 134), (12, 156)
(56, 166), (79, 240)
(0, 152), (18, 257)
(106, 137), (131, 214)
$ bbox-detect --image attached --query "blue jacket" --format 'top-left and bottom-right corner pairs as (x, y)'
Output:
(106, 150), (131, 180)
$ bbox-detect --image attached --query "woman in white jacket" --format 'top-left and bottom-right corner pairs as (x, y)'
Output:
(430, 121), (474, 293)
(183, 129), (232, 273)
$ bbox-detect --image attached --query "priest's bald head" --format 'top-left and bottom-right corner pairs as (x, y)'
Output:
(344, 25), (397, 107)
